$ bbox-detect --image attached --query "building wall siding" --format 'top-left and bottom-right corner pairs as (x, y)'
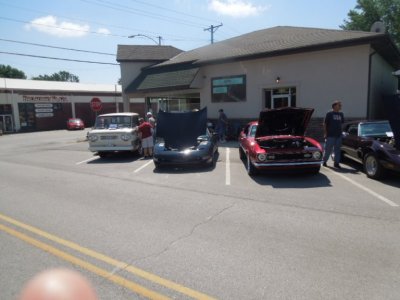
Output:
(200, 45), (371, 120)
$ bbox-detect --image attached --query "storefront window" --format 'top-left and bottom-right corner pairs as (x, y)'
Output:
(211, 75), (246, 102)
(18, 103), (36, 130)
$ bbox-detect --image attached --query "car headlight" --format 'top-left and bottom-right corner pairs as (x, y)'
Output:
(257, 153), (267, 161)
(88, 135), (98, 142)
(121, 134), (131, 141)
(312, 151), (322, 160)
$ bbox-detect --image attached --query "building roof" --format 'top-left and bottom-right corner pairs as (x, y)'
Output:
(157, 26), (400, 68)
(116, 45), (183, 62)
(124, 26), (400, 95)
(0, 78), (122, 93)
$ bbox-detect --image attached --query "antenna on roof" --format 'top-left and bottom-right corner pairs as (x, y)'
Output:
(370, 21), (386, 33)
(204, 23), (223, 44)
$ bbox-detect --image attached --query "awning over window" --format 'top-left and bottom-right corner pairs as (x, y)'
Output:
(125, 66), (199, 94)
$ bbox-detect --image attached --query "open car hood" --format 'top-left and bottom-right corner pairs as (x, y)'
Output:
(156, 107), (207, 149)
(384, 94), (400, 150)
(255, 107), (314, 138)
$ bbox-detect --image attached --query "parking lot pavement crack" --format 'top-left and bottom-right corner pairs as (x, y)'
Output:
(129, 203), (237, 265)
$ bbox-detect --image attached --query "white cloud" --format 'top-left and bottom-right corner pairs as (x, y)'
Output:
(208, 0), (267, 17)
(25, 16), (90, 38)
(97, 28), (111, 35)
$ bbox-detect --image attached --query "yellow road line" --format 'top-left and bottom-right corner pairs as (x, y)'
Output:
(0, 223), (169, 300)
(0, 213), (216, 300)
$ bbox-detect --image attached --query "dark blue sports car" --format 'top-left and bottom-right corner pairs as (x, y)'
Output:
(153, 108), (218, 168)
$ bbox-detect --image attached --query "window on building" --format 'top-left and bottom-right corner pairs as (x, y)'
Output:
(211, 75), (246, 102)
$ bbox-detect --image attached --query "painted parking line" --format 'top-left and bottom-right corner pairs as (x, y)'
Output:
(225, 148), (231, 186)
(327, 169), (399, 207)
(76, 156), (98, 165)
(133, 160), (154, 173)
(0, 213), (216, 300)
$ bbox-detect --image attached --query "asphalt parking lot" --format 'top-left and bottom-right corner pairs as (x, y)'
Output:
(1, 129), (400, 299)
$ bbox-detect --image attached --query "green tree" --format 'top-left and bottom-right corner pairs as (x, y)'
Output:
(32, 70), (79, 82)
(341, 0), (400, 47)
(0, 64), (27, 79)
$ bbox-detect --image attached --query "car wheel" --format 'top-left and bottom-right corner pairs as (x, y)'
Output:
(134, 142), (143, 156)
(239, 147), (245, 160)
(309, 166), (321, 174)
(246, 154), (258, 176)
(364, 152), (385, 179)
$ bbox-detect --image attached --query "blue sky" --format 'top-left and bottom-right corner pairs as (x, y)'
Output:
(0, 0), (358, 84)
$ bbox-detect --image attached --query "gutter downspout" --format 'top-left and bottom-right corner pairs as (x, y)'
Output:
(367, 50), (377, 119)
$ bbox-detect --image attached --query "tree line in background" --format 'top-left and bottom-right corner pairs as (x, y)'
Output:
(341, 0), (400, 48)
(0, 0), (399, 83)
(0, 65), (80, 82)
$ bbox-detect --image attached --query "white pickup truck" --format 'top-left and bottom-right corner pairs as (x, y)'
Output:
(87, 112), (142, 158)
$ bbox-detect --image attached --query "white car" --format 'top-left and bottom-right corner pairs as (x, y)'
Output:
(87, 112), (142, 158)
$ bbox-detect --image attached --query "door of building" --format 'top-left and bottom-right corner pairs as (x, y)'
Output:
(265, 87), (297, 109)
(271, 95), (290, 108)
(0, 115), (14, 133)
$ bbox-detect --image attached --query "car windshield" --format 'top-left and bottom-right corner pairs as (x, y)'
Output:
(249, 125), (257, 137)
(69, 119), (81, 123)
(94, 116), (133, 129)
(359, 122), (392, 137)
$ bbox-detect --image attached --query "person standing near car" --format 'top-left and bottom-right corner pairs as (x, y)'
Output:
(322, 100), (344, 168)
(138, 117), (153, 158)
(146, 111), (156, 142)
(216, 109), (228, 143)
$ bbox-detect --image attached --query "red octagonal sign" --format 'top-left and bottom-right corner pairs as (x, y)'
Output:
(90, 97), (102, 112)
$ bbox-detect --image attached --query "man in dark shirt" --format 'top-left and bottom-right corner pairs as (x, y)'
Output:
(322, 100), (344, 168)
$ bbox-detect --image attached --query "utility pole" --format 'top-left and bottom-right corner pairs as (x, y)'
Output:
(204, 23), (223, 44)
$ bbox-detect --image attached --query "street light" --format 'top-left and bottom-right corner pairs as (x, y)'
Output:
(128, 34), (162, 45)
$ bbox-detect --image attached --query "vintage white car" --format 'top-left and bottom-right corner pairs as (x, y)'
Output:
(87, 112), (142, 158)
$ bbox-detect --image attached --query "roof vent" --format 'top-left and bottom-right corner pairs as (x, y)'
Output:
(370, 21), (386, 33)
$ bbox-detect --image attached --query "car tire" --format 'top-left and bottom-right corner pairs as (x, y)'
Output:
(246, 154), (258, 176)
(239, 147), (245, 160)
(134, 142), (143, 156)
(364, 152), (385, 179)
(309, 166), (321, 174)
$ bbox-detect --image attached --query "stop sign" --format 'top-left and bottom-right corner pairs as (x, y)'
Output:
(90, 97), (102, 112)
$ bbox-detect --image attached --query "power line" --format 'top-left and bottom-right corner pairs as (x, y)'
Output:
(0, 38), (115, 56)
(127, 0), (220, 24)
(0, 2), (216, 45)
(0, 51), (119, 65)
(0, 16), (128, 38)
(79, 0), (210, 28)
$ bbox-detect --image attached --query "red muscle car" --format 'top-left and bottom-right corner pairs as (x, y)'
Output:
(239, 107), (323, 175)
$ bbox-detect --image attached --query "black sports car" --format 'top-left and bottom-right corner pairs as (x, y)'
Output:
(340, 95), (400, 179)
(153, 107), (218, 168)
(341, 120), (399, 179)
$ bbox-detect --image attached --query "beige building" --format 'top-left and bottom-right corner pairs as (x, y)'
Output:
(0, 78), (123, 132)
(118, 26), (400, 139)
